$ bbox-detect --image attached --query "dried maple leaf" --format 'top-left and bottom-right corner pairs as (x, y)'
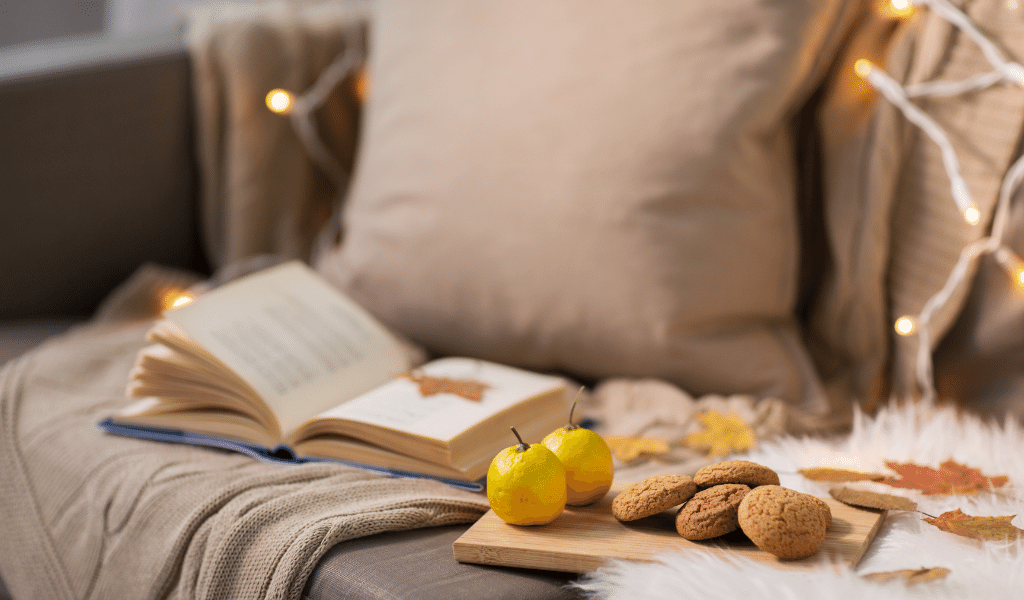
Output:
(882, 459), (1009, 495)
(683, 411), (756, 457)
(799, 467), (886, 482)
(829, 486), (918, 512)
(863, 567), (950, 584)
(604, 436), (670, 462)
(404, 372), (489, 401)
(923, 509), (1024, 542)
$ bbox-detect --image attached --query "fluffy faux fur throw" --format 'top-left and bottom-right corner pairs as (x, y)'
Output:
(574, 401), (1024, 599)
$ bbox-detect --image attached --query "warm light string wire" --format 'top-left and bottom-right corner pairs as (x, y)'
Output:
(265, 25), (366, 257)
(859, 0), (1024, 403)
(287, 27), (364, 191)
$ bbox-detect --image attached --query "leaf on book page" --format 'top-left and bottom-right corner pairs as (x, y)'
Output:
(829, 486), (918, 512)
(863, 567), (951, 585)
(682, 411), (756, 457)
(799, 467), (886, 482)
(605, 436), (670, 462)
(923, 509), (1024, 542)
(882, 459), (1010, 495)
(404, 372), (489, 401)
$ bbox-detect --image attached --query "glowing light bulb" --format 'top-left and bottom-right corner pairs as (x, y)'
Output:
(963, 204), (981, 225)
(161, 289), (195, 312)
(171, 294), (194, 308)
(265, 88), (294, 114)
(355, 68), (370, 101)
(994, 247), (1024, 289)
(879, 0), (915, 18)
(894, 316), (917, 336)
(854, 59), (874, 79)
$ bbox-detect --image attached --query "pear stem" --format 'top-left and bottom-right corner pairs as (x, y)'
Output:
(566, 386), (584, 431)
(510, 426), (529, 451)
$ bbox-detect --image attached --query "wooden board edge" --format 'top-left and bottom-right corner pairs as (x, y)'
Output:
(452, 540), (617, 573)
(452, 497), (888, 574)
(848, 508), (887, 567)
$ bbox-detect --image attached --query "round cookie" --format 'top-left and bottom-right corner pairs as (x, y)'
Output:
(675, 483), (751, 540)
(737, 485), (829, 559)
(611, 475), (698, 522)
(810, 494), (832, 529)
(694, 460), (780, 489)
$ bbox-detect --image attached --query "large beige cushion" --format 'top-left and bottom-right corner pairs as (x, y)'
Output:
(317, 0), (854, 413)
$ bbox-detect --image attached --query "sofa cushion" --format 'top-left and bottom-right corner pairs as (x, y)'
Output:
(0, 31), (206, 319)
(317, 0), (854, 413)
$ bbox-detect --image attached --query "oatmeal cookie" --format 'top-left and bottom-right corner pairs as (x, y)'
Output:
(810, 494), (833, 528)
(675, 483), (751, 540)
(737, 485), (829, 559)
(611, 474), (698, 522)
(693, 460), (780, 488)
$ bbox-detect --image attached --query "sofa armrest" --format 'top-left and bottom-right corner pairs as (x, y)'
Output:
(0, 30), (208, 319)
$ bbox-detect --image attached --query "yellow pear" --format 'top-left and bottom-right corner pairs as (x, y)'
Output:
(487, 426), (567, 526)
(542, 389), (614, 506)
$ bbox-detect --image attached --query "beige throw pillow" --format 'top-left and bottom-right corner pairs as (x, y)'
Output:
(317, 0), (854, 415)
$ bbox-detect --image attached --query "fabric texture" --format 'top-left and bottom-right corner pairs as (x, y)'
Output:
(809, 0), (1024, 408)
(316, 0), (859, 428)
(935, 182), (1024, 419)
(928, 1), (1024, 419)
(187, 1), (368, 269)
(0, 269), (490, 600)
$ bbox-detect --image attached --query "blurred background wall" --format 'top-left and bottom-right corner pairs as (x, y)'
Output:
(0, 0), (105, 47)
(0, 0), (282, 48)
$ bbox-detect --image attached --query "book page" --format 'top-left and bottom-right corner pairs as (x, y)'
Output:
(315, 357), (566, 442)
(164, 261), (411, 434)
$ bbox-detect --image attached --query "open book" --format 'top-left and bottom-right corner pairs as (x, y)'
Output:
(100, 261), (570, 489)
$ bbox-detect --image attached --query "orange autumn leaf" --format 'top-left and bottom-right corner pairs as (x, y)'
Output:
(923, 509), (1024, 542)
(682, 411), (757, 457)
(881, 459), (1009, 495)
(799, 467), (886, 482)
(404, 372), (489, 401)
(605, 436), (670, 462)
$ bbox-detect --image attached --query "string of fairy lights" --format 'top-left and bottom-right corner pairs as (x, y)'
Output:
(261, 0), (1024, 406)
(265, 24), (367, 259)
(265, 26), (366, 193)
(857, 0), (1024, 404)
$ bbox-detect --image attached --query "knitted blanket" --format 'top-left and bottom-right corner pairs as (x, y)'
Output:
(0, 316), (488, 600)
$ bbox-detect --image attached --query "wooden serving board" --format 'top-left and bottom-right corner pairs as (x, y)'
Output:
(453, 490), (885, 574)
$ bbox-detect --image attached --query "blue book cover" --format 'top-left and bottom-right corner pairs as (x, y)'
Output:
(97, 417), (485, 492)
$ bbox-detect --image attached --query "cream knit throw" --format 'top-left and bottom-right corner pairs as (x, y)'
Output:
(0, 317), (487, 600)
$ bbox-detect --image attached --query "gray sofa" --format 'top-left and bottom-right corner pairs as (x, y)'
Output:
(0, 31), (582, 600)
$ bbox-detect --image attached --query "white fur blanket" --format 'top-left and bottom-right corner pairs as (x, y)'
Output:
(575, 401), (1024, 599)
